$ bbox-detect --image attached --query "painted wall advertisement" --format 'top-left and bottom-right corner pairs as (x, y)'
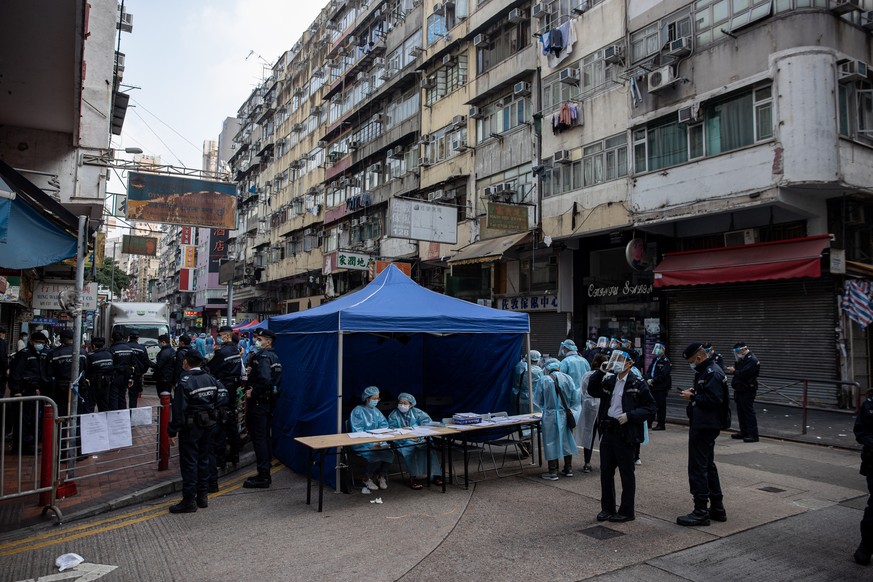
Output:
(126, 172), (238, 229)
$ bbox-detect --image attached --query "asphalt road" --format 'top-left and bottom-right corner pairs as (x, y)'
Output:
(3, 427), (868, 581)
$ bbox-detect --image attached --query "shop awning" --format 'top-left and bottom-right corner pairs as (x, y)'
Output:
(654, 235), (831, 288)
(447, 231), (531, 266)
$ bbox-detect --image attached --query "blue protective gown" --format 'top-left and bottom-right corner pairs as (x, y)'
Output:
(387, 407), (442, 478)
(560, 353), (591, 391)
(349, 405), (395, 463)
(514, 364), (543, 414)
(534, 371), (581, 460)
(574, 370), (600, 450)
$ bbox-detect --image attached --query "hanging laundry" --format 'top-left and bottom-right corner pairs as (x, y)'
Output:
(539, 31), (552, 56)
(549, 28), (564, 57)
(546, 19), (578, 68)
(551, 102), (580, 134)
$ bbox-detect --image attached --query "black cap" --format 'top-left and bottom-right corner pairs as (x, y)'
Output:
(256, 328), (276, 340)
(218, 325), (233, 333)
(179, 334), (192, 345)
(60, 329), (74, 340)
(158, 334), (170, 343)
(92, 337), (105, 347)
(128, 331), (140, 339)
(31, 331), (48, 342)
(682, 342), (705, 360)
(733, 341), (747, 349)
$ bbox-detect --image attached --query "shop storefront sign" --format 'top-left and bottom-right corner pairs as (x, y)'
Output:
(337, 251), (370, 271)
(32, 282), (98, 311)
(587, 281), (653, 298)
(497, 294), (559, 311)
(487, 202), (529, 232)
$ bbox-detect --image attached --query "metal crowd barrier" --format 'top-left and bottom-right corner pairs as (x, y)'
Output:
(0, 396), (62, 523)
(753, 376), (862, 435)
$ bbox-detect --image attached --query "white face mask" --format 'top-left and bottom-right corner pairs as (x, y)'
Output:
(397, 404), (410, 413)
(34, 343), (45, 351)
(255, 340), (263, 349)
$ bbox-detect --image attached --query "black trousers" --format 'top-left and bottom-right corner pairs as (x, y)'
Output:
(862, 473), (873, 549)
(599, 429), (637, 516)
(734, 389), (758, 438)
(179, 424), (215, 499)
(246, 399), (272, 475)
(128, 375), (143, 409)
(91, 375), (112, 412)
(688, 427), (722, 501)
(653, 389), (668, 426)
(109, 377), (128, 410)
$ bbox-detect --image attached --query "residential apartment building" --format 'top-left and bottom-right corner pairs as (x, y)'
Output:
(224, 0), (872, 406)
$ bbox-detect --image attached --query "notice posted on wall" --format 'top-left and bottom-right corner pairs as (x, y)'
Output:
(80, 410), (134, 454)
(130, 407), (153, 427)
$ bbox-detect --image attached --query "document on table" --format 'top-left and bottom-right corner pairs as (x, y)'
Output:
(130, 407), (152, 427)
(347, 432), (373, 438)
(106, 410), (133, 449)
(405, 427), (437, 436)
(445, 424), (480, 430)
(367, 428), (394, 434)
(80, 412), (110, 454)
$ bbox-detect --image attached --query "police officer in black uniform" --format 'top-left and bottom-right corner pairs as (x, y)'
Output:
(153, 334), (176, 397)
(243, 328), (282, 489)
(702, 342), (725, 373)
(586, 349), (656, 523)
(167, 351), (227, 513)
(127, 332), (152, 408)
(172, 335), (194, 385)
(206, 325), (242, 488)
(677, 342), (727, 526)
(646, 342), (672, 431)
(726, 341), (760, 443)
(47, 329), (88, 417)
(107, 331), (135, 410)
(0, 326), (8, 395)
(853, 388), (873, 566)
(86, 338), (115, 412)
(10, 331), (50, 453)
(620, 338), (641, 370)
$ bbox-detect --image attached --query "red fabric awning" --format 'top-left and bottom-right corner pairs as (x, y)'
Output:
(653, 235), (830, 288)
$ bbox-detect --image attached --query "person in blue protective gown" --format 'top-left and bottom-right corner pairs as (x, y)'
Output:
(514, 350), (544, 415)
(559, 339), (591, 392)
(387, 392), (444, 490)
(350, 386), (395, 494)
(534, 360), (581, 480)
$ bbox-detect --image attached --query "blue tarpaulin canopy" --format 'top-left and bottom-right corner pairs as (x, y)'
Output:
(0, 160), (78, 269)
(268, 264), (530, 487)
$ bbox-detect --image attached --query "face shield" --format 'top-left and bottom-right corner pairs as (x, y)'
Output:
(652, 343), (665, 357)
(733, 347), (747, 361)
(604, 350), (631, 374)
(596, 337), (608, 349)
(608, 338), (620, 350)
(585, 340), (595, 350)
(620, 338), (632, 350)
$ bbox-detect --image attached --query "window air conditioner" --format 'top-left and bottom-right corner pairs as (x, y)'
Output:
(553, 149), (571, 164)
(647, 66), (678, 93)
(831, 0), (863, 14)
(502, 182), (517, 193)
(469, 106), (483, 118)
(364, 238), (376, 250)
(724, 229), (759, 247)
(433, 2), (442, 13)
(666, 36), (692, 58)
(428, 190), (445, 201)
(508, 8), (526, 22)
(420, 76), (434, 89)
(677, 104), (701, 123)
(838, 60), (869, 83)
(388, 147), (404, 159)
(559, 67), (580, 85)
(317, 140), (328, 148)
(419, 157), (432, 167)
(374, 57), (386, 67)
(514, 81), (531, 96)
(351, 218), (360, 227)
(452, 139), (467, 151)
(483, 186), (495, 197)
(572, 0), (589, 14)
(442, 54), (456, 66)
(452, 114), (466, 127)
(603, 44), (624, 64)
(532, 2), (548, 18)
(348, 140), (360, 149)
(474, 33), (489, 47)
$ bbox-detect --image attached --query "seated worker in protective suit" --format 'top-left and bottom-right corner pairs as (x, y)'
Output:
(350, 386), (395, 494)
(387, 392), (444, 490)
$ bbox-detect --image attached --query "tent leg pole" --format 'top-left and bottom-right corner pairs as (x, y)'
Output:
(525, 334), (532, 414)
(336, 332), (343, 492)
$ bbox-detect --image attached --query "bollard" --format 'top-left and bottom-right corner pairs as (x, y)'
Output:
(38, 403), (55, 507)
(159, 393), (171, 471)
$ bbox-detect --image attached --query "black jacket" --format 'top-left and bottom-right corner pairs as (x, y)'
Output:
(154, 345), (176, 385)
(169, 368), (227, 437)
(10, 345), (49, 393)
(247, 348), (282, 400)
(108, 341), (136, 380)
(646, 356), (672, 392)
(587, 369), (656, 445)
(206, 343), (242, 386)
(173, 345), (193, 384)
(48, 344), (87, 385)
(689, 357), (727, 430)
(87, 348), (115, 378)
(731, 352), (760, 392)
(128, 341), (152, 375)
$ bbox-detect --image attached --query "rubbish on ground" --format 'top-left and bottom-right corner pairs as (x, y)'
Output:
(370, 497), (383, 504)
(56, 553), (84, 572)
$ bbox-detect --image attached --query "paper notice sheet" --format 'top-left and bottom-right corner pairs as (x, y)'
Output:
(80, 412), (110, 454)
(106, 409), (133, 449)
(130, 407), (153, 427)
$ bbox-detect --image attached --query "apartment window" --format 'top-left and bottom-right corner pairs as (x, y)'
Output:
(541, 45), (620, 112)
(634, 84), (773, 173)
(425, 54), (468, 106)
(839, 80), (873, 140)
(425, 125), (468, 163)
(631, 9), (692, 63)
(583, 133), (628, 186)
(542, 158), (581, 198)
(427, 13), (448, 45)
(694, 0), (772, 47)
(476, 95), (528, 143)
(476, 15), (531, 75)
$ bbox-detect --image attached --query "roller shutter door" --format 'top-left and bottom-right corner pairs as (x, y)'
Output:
(528, 312), (570, 358)
(666, 279), (838, 406)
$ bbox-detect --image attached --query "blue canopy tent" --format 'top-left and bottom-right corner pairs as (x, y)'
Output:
(268, 264), (530, 488)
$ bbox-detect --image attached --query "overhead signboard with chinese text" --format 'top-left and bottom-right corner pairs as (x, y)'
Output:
(121, 235), (158, 256)
(487, 202), (529, 232)
(388, 198), (457, 244)
(126, 172), (238, 229)
(33, 281), (98, 311)
(337, 251), (370, 271)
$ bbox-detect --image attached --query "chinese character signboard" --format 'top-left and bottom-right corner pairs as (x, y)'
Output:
(182, 245), (196, 268)
(180, 226), (192, 245)
(487, 203), (529, 232)
(179, 268), (195, 292)
(337, 251), (370, 271)
(497, 294), (559, 311)
(208, 229), (229, 273)
(126, 172), (238, 229)
(121, 235), (158, 256)
(33, 282), (98, 311)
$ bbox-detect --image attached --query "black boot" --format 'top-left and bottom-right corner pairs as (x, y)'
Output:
(196, 493), (208, 508)
(709, 496), (727, 522)
(169, 498), (198, 514)
(243, 473), (272, 489)
(677, 498), (710, 526)
(855, 542), (873, 566)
